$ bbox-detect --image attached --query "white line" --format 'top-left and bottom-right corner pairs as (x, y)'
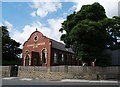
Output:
(2, 77), (16, 80)
(89, 80), (118, 83)
(61, 79), (118, 83)
(61, 79), (88, 82)
(20, 78), (33, 81)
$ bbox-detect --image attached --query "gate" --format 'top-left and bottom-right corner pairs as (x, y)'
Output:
(10, 65), (18, 77)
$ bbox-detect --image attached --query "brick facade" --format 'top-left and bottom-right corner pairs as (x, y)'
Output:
(22, 30), (75, 66)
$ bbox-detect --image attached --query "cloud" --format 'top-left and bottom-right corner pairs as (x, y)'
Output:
(6, 18), (65, 48)
(68, 4), (77, 12)
(47, 18), (65, 41)
(70, 0), (119, 18)
(12, 25), (36, 45)
(36, 8), (48, 18)
(31, 2), (62, 17)
(30, 0), (119, 18)
(4, 0), (119, 48)
(3, 20), (13, 32)
(118, 1), (120, 16)
(0, 23), (3, 27)
(30, 11), (36, 17)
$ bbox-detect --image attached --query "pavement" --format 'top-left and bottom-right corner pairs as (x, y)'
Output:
(1, 77), (120, 87)
(2, 77), (119, 83)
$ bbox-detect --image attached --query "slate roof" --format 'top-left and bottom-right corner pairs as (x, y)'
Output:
(50, 39), (74, 54)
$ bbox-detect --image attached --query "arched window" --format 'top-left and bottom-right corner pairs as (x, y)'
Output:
(61, 53), (64, 62)
(42, 49), (47, 64)
(54, 52), (57, 64)
(25, 55), (29, 66)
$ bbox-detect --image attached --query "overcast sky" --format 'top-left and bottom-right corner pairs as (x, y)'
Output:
(2, 0), (120, 48)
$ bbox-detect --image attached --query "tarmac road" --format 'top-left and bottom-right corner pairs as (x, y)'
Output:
(2, 77), (120, 87)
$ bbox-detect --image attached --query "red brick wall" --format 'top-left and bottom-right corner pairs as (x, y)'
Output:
(22, 31), (51, 66)
(22, 31), (76, 66)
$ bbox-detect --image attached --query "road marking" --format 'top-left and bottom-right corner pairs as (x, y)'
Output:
(20, 78), (33, 81)
(61, 79), (118, 83)
(2, 77), (17, 80)
(61, 79), (88, 82)
(89, 80), (118, 83)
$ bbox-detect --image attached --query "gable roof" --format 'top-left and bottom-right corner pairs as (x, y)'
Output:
(23, 31), (43, 46)
(23, 30), (74, 54)
(50, 39), (74, 54)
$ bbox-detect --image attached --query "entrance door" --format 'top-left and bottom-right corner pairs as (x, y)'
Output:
(31, 52), (40, 66)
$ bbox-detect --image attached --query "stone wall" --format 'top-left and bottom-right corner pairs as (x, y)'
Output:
(66, 66), (120, 80)
(2, 66), (120, 80)
(0, 66), (2, 78)
(18, 66), (73, 80)
(17, 66), (120, 80)
(2, 66), (11, 77)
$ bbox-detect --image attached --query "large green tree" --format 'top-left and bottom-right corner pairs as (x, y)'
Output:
(101, 16), (120, 50)
(59, 2), (119, 66)
(1, 26), (22, 65)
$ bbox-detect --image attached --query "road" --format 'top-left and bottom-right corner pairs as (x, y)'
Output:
(2, 77), (120, 87)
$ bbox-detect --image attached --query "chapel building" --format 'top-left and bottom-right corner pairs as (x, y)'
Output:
(22, 30), (76, 66)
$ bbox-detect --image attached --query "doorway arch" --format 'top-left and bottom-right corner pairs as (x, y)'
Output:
(25, 55), (29, 66)
(41, 48), (47, 64)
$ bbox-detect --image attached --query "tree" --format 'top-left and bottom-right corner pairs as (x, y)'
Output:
(59, 2), (117, 66)
(1, 26), (22, 65)
(101, 16), (120, 50)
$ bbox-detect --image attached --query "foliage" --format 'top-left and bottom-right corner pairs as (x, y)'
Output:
(59, 2), (120, 66)
(101, 16), (120, 50)
(1, 26), (22, 65)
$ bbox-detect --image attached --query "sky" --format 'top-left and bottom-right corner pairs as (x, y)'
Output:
(1, 0), (120, 48)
